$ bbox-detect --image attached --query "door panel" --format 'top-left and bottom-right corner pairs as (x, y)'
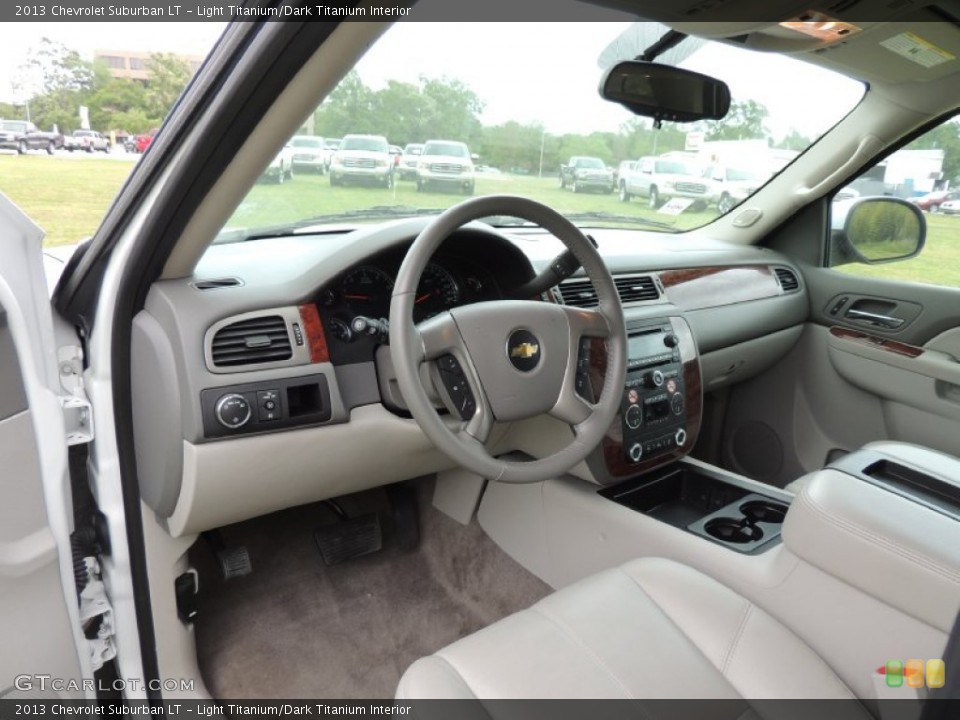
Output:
(0, 308), (84, 697)
(0, 194), (85, 697)
(718, 263), (960, 487)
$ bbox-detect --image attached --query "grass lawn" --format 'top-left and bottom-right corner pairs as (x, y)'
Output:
(0, 153), (135, 247)
(3, 153), (958, 291)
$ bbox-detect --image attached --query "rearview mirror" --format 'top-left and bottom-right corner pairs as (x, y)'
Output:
(599, 61), (731, 124)
(831, 197), (926, 265)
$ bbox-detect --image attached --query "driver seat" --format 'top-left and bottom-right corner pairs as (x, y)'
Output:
(397, 557), (869, 706)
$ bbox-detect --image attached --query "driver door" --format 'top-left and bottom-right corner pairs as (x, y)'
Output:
(0, 193), (87, 698)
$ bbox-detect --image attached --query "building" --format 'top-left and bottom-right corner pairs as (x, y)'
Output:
(94, 50), (204, 83)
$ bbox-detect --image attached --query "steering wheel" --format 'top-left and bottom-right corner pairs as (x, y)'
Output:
(389, 195), (626, 483)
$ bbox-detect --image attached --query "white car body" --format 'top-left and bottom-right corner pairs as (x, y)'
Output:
(289, 135), (327, 173)
(940, 199), (960, 215)
(329, 134), (394, 187)
(416, 140), (475, 194)
(262, 143), (295, 183)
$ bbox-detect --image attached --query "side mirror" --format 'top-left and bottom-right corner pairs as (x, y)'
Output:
(599, 60), (731, 124)
(831, 197), (926, 265)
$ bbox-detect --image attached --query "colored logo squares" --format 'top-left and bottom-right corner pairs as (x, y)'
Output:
(884, 659), (945, 688)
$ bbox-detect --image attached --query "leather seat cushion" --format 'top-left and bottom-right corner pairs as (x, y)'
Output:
(397, 557), (869, 705)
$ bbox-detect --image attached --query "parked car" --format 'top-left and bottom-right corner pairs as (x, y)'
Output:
(398, 143), (424, 180)
(912, 190), (960, 212)
(322, 137), (341, 171)
(940, 198), (960, 215)
(0, 119), (63, 154)
(389, 144), (403, 168)
(614, 159), (637, 185)
(619, 154), (711, 208)
(706, 163), (773, 213)
(559, 156), (615, 193)
(329, 134), (394, 188)
(261, 143), (295, 183)
(134, 128), (158, 153)
(416, 139), (475, 194)
(63, 129), (111, 153)
(289, 135), (327, 174)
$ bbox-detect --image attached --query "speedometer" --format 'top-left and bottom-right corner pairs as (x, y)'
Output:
(341, 265), (394, 318)
(415, 263), (461, 321)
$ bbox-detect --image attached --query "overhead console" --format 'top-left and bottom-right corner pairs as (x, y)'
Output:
(586, 315), (702, 482)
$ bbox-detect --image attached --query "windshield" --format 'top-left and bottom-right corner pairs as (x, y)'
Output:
(1, 121), (28, 132)
(292, 137), (323, 148)
(404, 145), (423, 155)
(222, 19), (864, 239)
(424, 142), (469, 157)
(575, 158), (606, 169)
(340, 136), (388, 152)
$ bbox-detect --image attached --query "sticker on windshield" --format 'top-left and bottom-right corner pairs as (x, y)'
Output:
(880, 32), (956, 68)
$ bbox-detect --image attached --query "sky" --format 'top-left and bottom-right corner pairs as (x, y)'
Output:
(0, 19), (865, 143)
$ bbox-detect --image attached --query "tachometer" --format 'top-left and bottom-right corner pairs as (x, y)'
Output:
(341, 265), (394, 318)
(415, 263), (461, 321)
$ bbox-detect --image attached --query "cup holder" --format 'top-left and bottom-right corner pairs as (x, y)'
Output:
(740, 500), (788, 524)
(704, 517), (765, 544)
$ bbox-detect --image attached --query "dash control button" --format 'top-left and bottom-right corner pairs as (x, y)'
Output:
(257, 389), (281, 421)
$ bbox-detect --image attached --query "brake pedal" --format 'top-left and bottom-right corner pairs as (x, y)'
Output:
(202, 530), (253, 580)
(314, 513), (382, 566)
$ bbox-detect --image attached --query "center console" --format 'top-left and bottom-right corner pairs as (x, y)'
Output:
(586, 315), (703, 482)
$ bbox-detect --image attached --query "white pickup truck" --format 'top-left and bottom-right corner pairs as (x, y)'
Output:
(63, 129), (111, 153)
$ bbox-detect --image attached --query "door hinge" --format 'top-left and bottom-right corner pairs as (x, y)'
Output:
(59, 345), (94, 445)
(79, 557), (117, 671)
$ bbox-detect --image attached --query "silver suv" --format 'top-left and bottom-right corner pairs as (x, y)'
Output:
(619, 154), (712, 208)
(416, 140), (475, 194)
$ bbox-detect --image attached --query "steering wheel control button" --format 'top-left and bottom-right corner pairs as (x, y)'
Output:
(438, 354), (476, 421)
(216, 393), (252, 429)
(575, 338), (593, 399)
(624, 404), (643, 430)
(506, 329), (541, 372)
(628, 442), (643, 463)
(257, 389), (282, 421)
(675, 428), (688, 447)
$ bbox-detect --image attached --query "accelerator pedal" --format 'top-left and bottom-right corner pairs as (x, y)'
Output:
(202, 530), (252, 580)
(314, 509), (382, 566)
(387, 482), (420, 552)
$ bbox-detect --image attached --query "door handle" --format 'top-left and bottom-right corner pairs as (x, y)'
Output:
(844, 308), (905, 329)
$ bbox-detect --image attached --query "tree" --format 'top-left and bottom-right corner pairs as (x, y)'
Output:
(312, 71), (377, 137)
(776, 128), (813, 152)
(700, 99), (771, 142)
(143, 53), (192, 122)
(16, 38), (96, 131)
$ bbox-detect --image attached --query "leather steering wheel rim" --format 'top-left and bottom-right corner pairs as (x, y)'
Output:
(389, 195), (626, 483)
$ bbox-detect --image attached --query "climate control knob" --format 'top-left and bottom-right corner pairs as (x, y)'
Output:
(215, 393), (252, 429)
(624, 404), (642, 430)
(646, 369), (664, 388)
(628, 442), (643, 463)
(675, 428), (688, 447)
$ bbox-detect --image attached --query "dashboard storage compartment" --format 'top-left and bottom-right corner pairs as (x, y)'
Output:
(600, 461), (789, 553)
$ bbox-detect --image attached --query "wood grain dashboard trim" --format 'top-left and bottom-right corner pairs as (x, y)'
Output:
(659, 265), (780, 311)
(298, 304), (330, 364)
(829, 326), (924, 359)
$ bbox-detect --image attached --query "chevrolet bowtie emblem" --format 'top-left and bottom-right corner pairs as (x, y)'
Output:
(510, 342), (539, 359)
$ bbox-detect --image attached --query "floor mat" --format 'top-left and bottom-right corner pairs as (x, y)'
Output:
(192, 479), (551, 699)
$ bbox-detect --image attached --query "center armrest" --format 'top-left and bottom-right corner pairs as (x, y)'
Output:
(782, 459), (960, 633)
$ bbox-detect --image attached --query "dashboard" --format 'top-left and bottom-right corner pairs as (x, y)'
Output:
(131, 217), (808, 537)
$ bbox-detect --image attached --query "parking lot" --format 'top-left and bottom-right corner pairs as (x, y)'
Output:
(2, 151), (957, 288)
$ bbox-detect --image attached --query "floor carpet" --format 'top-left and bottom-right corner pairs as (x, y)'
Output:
(192, 479), (551, 699)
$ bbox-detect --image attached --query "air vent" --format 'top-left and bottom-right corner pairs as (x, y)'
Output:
(614, 275), (660, 303)
(557, 279), (598, 308)
(210, 315), (292, 367)
(826, 0), (862, 14)
(558, 275), (660, 307)
(192, 277), (243, 290)
(774, 267), (800, 293)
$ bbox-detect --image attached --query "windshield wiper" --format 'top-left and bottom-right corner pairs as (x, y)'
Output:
(216, 206), (446, 243)
(561, 211), (679, 232)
